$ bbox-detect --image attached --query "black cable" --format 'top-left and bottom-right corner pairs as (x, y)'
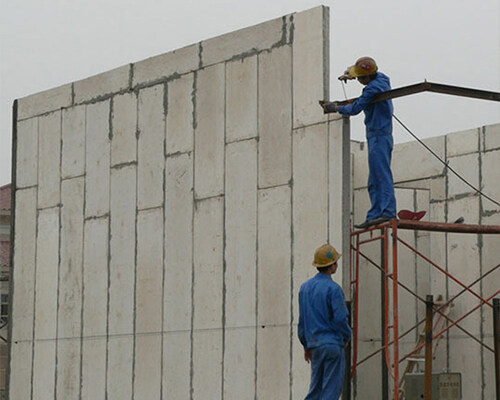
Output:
(393, 113), (500, 208)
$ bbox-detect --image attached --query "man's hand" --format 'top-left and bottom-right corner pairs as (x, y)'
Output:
(318, 100), (339, 114)
(304, 349), (312, 363)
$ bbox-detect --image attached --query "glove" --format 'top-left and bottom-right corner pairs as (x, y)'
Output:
(319, 100), (339, 113)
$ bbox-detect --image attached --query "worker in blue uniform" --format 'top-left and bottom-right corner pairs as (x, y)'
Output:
(320, 57), (397, 229)
(298, 244), (351, 400)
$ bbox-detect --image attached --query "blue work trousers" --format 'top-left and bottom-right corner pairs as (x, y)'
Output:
(305, 344), (345, 400)
(366, 135), (396, 221)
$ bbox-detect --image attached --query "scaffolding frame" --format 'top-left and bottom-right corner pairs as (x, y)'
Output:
(349, 219), (500, 400)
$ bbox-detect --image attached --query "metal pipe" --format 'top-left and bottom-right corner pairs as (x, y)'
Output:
(494, 298), (500, 400)
(397, 219), (500, 234)
(392, 219), (400, 400)
(424, 295), (434, 400)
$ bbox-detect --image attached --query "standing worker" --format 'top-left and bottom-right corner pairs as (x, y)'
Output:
(320, 57), (397, 229)
(298, 244), (351, 399)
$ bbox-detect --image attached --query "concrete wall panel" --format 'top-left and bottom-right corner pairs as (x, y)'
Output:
(107, 337), (133, 400)
(16, 117), (38, 188)
(162, 332), (191, 399)
(164, 153), (193, 332)
(256, 326), (290, 399)
(81, 338), (106, 400)
(8, 342), (32, 400)
(37, 111), (61, 209)
(481, 149), (500, 213)
(11, 188), (37, 342)
(138, 85), (165, 209)
(193, 197), (223, 330)
(201, 16), (288, 67)
(111, 92), (137, 166)
(62, 106), (86, 179)
(192, 330), (222, 400)
(85, 101), (111, 217)
(32, 341), (56, 400)
(258, 46), (292, 188)
(446, 128), (479, 157)
(483, 122), (500, 150)
(447, 153), (480, 198)
(194, 65), (225, 198)
(74, 65), (130, 103)
(225, 140), (257, 328)
(132, 43), (199, 87)
(257, 186), (291, 326)
(293, 6), (328, 128)
(223, 328), (255, 400)
(17, 84), (72, 120)
(166, 74), (194, 154)
(56, 341), (80, 400)
(134, 208), (163, 398)
(226, 56), (258, 143)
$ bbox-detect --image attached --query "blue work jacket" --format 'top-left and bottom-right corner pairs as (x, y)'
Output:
(338, 72), (394, 138)
(298, 273), (351, 349)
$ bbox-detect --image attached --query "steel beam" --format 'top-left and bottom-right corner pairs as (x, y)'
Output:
(329, 81), (500, 108)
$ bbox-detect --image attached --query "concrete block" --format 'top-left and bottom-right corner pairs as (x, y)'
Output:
(15, 117), (38, 188)
(56, 340), (80, 400)
(447, 153), (480, 198)
(32, 341), (56, 400)
(293, 6), (329, 128)
(225, 140), (257, 328)
(392, 136), (446, 183)
(109, 166), (136, 335)
(449, 337), (481, 400)
(132, 43), (199, 87)
(136, 208), (163, 333)
(163, 332), (191, 398)
(8, 341), (32, 400)
(226, 56), (258, 143)
(224, 328), (256, 400)
(193, 196), (223, 330)
(256, 326), (290, 399)
(11, 187), (37, 342)
(164, 153), (193, 332)
(111, 92), (137, 166)
(448, 195), (480, 224)
(62, 105), (86, 178)
(483, 122), (500, 150)
(74, 64), (130, 103)
(58, 178), (84, 339)
(83, 218), (108, 338)
(81, 337), (106, 400)
(194, 64), (225, 198)
(106, 336), (133, 400)
(257, 186), (291, 326)
(17, 83), (72, 120)
(166, 74), (194, 154)
(38, 111), (61, 208)
(192, 330), (222, 400)
(258, 45), (292, 188)
(481, 149), (500, 213)
(292, 124), (328, 322)
(138, 85), (165, 209)
(446, 128), (479, 157)
(134, 335), (162, 400)
(85, 101), (111, 218)
(201, 15), (288, 67)
(34, 207), (59, 340)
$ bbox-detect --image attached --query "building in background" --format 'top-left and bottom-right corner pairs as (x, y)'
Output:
(0, 183), (11, 400)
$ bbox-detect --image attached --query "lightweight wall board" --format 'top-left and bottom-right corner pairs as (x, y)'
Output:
(9, 6), (350, 400)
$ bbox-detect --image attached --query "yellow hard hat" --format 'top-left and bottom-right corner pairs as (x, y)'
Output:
(347, 57), (378, 78)
(312, 244), (341, 267)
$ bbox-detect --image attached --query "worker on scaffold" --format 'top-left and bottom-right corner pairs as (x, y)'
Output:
(298, 244), (351, 399)
(320, 57), (397, 229)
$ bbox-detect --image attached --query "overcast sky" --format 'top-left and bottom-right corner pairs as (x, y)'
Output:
(1, 0), (499, 186)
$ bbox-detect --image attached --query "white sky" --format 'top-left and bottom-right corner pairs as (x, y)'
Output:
(1, 0), (499, 186)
